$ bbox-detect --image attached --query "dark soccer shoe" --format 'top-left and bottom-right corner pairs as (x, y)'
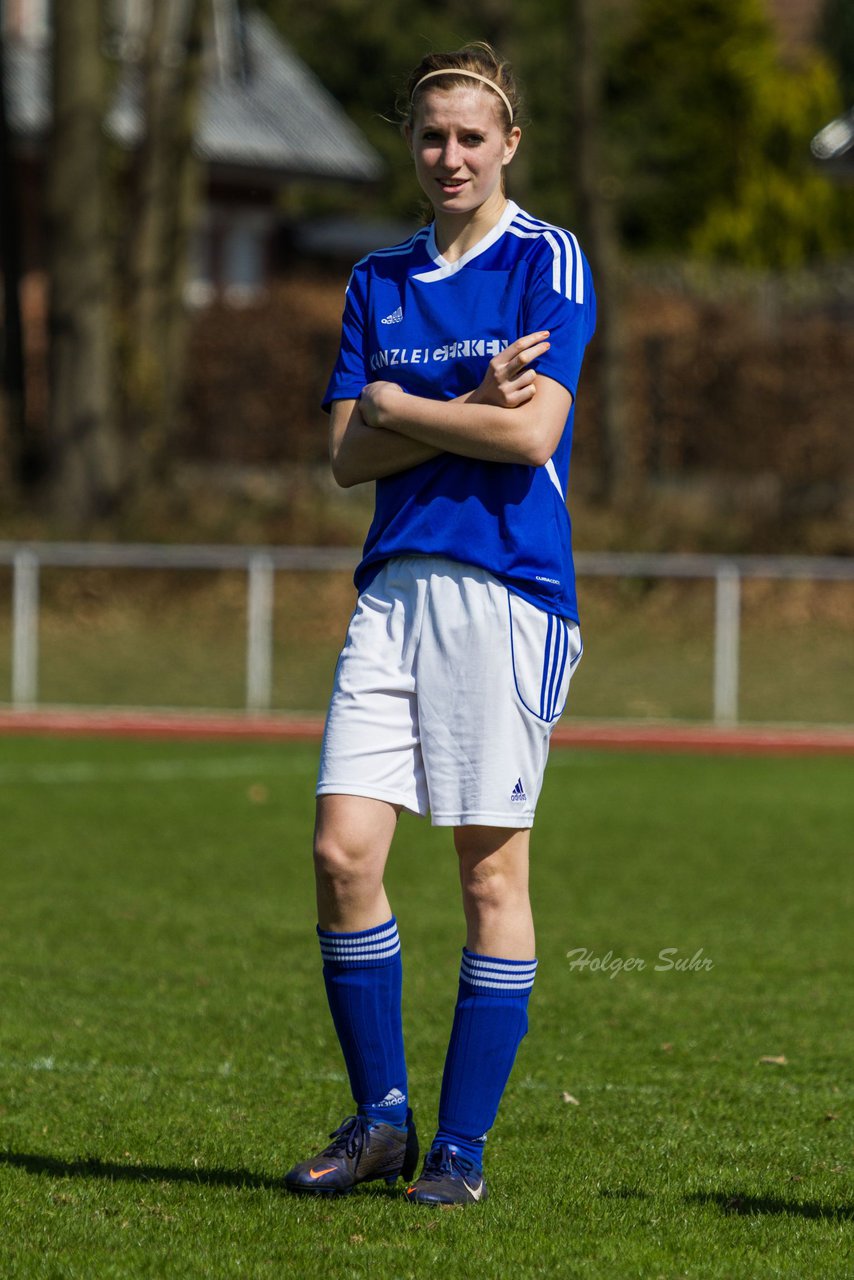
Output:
(405, 1143), (488, 1206)
(284, 1110), (419, 1195)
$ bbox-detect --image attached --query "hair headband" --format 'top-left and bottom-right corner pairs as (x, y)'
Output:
(411, 69), (514, 124)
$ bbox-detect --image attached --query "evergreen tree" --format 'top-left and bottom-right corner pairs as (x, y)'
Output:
(606, 0), (849, 265)
(694, 50), (848, 267)
(606, 0), (779, 252)
(818, 0), (854, 104)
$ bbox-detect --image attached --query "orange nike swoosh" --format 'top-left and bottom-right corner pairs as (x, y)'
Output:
(308, 1166), (337, 1179)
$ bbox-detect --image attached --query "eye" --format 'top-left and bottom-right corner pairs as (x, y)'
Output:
(464, 134), (485, 146)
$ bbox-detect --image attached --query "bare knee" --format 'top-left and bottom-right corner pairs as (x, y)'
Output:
(312, 795), (398, 930)
(313, 828), (376, 897)
(459, 854), (509, 915)
(456, 828), (530, 911)
(454, 827), (534, 957)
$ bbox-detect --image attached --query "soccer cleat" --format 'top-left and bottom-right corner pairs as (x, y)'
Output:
(405, 1143), (488, 1206)
(284, 1110), (418, 1195)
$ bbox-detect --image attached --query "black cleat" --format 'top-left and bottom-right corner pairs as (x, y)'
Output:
(405, 1143), (488, 1205)
(284, 1110), (419, 1196)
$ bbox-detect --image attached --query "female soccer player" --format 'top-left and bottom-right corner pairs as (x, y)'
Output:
(284, 42), (596, 1205)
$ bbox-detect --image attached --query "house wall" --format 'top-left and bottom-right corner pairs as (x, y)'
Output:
(2, 0), (49, 41)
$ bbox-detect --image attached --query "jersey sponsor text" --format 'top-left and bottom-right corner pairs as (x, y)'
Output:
(369, 336), (509, 373)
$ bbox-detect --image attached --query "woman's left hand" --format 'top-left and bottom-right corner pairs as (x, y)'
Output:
(359, 381), (404, 429)
(468, 330), (551, 409)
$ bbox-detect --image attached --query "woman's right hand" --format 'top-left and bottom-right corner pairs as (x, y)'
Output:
(467, 330), (551, 408)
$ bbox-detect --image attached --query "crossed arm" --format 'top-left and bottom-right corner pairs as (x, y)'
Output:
(329, 331), (573, 488)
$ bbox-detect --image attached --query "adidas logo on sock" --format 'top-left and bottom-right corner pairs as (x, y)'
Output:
(510, 777), (527, 803)
(380, 306), (403, 325)
(376, 1087), (406, 1108)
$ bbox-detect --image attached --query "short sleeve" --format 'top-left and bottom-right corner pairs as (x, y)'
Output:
(521, 235), (596, 398)
(321, 266), (370, 413)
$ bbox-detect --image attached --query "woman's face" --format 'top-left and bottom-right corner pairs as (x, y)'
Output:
(406, 85), (521, 220)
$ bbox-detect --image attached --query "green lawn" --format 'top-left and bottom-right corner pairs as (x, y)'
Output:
(0, 735), (851, 1278)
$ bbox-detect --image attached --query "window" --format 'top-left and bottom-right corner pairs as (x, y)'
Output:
(185, 206), (270, 307)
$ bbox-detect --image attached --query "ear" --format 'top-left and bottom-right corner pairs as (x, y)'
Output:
(403, 122), (413, 154)
(502, 125), (522, 166)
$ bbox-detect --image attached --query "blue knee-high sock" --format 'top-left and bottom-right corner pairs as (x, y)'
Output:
(435, 948), (537, 1168)
(317, 917), (409, 1129)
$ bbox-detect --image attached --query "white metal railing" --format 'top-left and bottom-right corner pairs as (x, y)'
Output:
(1, 542), (852, 723)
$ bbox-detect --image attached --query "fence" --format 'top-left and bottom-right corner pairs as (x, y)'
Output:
(2, 542), (853, 724)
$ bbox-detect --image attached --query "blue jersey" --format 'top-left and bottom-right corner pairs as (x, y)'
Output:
(322, 200), (596, 621)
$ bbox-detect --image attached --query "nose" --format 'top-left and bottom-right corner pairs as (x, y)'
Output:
(440, 138), (463, 170)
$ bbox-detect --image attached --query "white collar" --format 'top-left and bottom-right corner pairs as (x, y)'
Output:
(415, 200), (519, 282)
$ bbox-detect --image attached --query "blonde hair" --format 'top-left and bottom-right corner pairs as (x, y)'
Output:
(402, 42), (522, 135)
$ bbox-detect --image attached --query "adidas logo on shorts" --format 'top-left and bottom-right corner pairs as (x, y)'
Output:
(381, 306), (403, 325)
(510, 777), (528, 803)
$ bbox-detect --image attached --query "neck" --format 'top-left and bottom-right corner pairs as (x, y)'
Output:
(433, 192), (509, 262)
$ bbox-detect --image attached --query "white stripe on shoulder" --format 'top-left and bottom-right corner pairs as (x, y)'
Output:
(345, 229), (430, 294)
(509, 211), (584, 305)
(347, 228), (430, 280)
(369, 228), (431, 258)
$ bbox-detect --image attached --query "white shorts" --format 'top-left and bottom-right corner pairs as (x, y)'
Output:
(316, 556), (582, 827)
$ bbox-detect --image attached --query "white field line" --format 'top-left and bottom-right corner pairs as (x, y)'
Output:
(0, 755), (316, 787)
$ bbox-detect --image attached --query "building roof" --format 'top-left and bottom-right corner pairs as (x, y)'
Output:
(4, 10), (383, 184)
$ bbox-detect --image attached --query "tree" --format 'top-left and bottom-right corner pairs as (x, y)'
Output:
(46, 0), (122, 524)
(568, 0), (630, 503)
(122, 0), (209, 487)
(693, 51), (849, 267)
(606, 0), (849, 265)
(0, 19), (28, 492)
(41, 0), (210, 526)
(818, 0), (854, 104)
(607, 0), (778, 252)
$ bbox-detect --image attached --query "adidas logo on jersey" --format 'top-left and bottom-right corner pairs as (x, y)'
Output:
(510, 777), (528, 803)
(380, 306), (403, 325)
(376, 1087), (407, 1108)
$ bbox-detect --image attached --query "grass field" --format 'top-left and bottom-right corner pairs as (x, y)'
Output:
(0, 734), (851, 1279)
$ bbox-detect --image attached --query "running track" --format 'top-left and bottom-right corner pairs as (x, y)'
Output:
(1, 709), (852, 756)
